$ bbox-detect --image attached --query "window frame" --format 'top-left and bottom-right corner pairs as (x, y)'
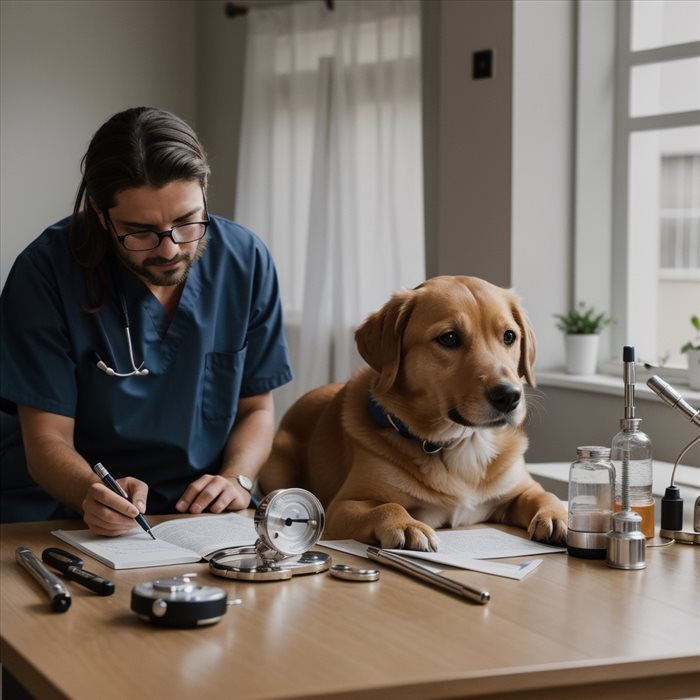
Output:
(575, 0), (700, 384)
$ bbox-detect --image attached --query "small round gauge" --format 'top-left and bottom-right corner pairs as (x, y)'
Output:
(254, 488), (325, 557)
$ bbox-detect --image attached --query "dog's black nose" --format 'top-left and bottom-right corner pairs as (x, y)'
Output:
(487, 384), (521, 414)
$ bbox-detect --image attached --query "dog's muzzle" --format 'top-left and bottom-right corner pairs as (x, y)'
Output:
(486, 383), (522, 414)
(448, 383), (523, 428)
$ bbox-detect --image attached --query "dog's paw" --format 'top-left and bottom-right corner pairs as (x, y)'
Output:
(376, 521), (440, 552)
(527, 507), (568, 545)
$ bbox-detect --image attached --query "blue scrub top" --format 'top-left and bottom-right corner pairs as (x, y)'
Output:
(0, 215), (293, 521)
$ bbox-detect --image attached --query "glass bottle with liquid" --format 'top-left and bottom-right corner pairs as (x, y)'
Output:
(611, 418), (655, 538)
(567, 446), (615, 559)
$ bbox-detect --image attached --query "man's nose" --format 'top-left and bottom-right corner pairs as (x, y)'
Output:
(155, 231), (181, 256)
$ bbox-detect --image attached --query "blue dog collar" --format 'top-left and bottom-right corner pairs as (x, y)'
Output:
(367, 393), (448, 454)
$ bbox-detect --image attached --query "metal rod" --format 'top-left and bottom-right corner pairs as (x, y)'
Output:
(367, 547), (490, 605)
(225, 0), (334, 18)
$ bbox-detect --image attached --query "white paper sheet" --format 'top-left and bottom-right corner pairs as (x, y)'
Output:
(320, 527), (564, 580)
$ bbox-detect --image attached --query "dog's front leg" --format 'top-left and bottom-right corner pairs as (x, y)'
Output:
(494, 479), (568, 545)
(325, 499), (440, 552)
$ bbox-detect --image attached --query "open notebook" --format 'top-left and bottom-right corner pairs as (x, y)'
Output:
(53, 512), (257, 570)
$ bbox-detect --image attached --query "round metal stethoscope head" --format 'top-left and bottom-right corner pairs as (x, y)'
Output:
(254, 488), (325, 557)
(208, 488), (331, 581)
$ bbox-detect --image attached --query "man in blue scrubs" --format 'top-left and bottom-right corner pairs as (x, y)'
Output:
(0, 107), (293, 534)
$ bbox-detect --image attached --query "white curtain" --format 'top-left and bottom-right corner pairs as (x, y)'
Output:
(235, 0), (425, 401)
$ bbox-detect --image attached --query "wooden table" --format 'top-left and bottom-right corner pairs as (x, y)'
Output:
(2, 517), (699, 700)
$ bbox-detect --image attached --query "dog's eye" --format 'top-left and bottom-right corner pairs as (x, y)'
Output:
(437, 331), (460, 348)
(504, 330), (517, 346)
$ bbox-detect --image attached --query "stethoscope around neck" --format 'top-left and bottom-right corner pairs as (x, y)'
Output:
(95, 293), (149, 378)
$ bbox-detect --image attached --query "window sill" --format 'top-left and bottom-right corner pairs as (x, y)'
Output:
(536, 369), (700, 403)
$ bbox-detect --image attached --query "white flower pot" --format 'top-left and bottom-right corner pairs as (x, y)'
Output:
(564, 334), (599, 375)
(687, 348), (700, 390)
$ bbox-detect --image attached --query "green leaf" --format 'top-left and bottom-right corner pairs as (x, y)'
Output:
(680, 315), (700, 353)
(553, 302), (613, 334)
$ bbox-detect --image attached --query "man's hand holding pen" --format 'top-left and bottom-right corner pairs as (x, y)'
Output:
(83, 463), (154, 538)
(82, 460), (256, 538)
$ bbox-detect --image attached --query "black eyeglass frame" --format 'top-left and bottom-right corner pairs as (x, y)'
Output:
(103, 187), (210, 252)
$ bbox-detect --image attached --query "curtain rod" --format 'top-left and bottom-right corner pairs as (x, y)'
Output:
(225, 0), (335, 17)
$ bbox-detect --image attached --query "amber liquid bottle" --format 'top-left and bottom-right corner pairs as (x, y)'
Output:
(611, 417), (655, 538)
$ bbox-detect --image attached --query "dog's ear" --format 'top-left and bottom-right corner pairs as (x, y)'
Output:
(511, 299), (537, 387)
(355, 290), (415, 393)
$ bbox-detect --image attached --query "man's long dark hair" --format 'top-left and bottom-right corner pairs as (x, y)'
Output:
(69, 107), (210, 310)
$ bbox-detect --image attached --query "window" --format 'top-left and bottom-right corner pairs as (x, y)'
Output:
(577, 0), (700, 376)
(658, 153), (700, 364)
(614, 0), (700, 370)
(235, 0), (424, 398)
(235, 1), (424, 321)
(660, 155), (700, 275)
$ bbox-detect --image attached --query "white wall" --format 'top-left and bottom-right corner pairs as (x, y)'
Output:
(0, 0), (197, 286)
(195, 1), (248, 219)
(423, 0), (573, 370)
(511, 0), (574, 372)
(424, 0), (514, 289)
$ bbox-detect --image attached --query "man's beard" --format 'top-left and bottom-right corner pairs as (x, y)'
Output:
(117, 237), (208, 287)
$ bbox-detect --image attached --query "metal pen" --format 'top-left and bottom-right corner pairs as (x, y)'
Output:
(16, 546), (72, 612)
(367, 546), (490, 605)
(91, 462), (156, 539)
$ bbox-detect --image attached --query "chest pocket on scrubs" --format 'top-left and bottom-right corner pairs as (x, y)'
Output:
(202, 348), (247, 423)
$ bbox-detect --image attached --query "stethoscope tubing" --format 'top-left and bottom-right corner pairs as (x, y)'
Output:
(95, 293), (149, 378)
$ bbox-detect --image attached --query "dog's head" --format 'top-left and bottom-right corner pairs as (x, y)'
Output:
(355, 276), (536, 441)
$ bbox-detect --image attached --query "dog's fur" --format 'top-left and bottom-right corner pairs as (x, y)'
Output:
(259, 275), (567, 551)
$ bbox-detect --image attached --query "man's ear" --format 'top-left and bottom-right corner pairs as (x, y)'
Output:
(89, 196), (107, 229)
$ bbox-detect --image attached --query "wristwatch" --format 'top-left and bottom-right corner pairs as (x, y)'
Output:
(235, 475), (254, 493)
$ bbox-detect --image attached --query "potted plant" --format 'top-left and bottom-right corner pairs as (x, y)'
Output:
(554, 302), (612, 375)
(681, 315), (700, 390)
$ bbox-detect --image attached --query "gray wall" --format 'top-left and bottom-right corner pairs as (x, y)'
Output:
(0, 0), (198, 285)
(1, 0), (695, 466)
(424, 0), (514, 289)
(526, 385), (699, 468)
(195, 1), (248, 218)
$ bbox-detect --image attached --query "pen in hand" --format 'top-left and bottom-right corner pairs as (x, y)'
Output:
(91, 462), (157, 540)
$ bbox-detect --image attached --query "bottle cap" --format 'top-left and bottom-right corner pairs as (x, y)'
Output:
(576, 446), (611, 459)
(619, 417), (642, 431)
(661, 486), (683, 531)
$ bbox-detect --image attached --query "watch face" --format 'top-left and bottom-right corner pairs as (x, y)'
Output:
(236, 475), (253, 492)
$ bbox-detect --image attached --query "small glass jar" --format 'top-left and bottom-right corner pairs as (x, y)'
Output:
(567, 446), (615, 559)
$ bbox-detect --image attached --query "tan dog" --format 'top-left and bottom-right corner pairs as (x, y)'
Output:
(259, 275), (567, 551)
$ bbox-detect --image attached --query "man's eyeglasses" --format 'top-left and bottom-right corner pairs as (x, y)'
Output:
(111, 221), (209, 251)
(104, 191), (210, 252)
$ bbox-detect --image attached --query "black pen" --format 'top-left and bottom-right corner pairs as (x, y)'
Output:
(42, 547), (115, 596)
(16, 546), (72, 612)
(91, 462), (157, 540)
